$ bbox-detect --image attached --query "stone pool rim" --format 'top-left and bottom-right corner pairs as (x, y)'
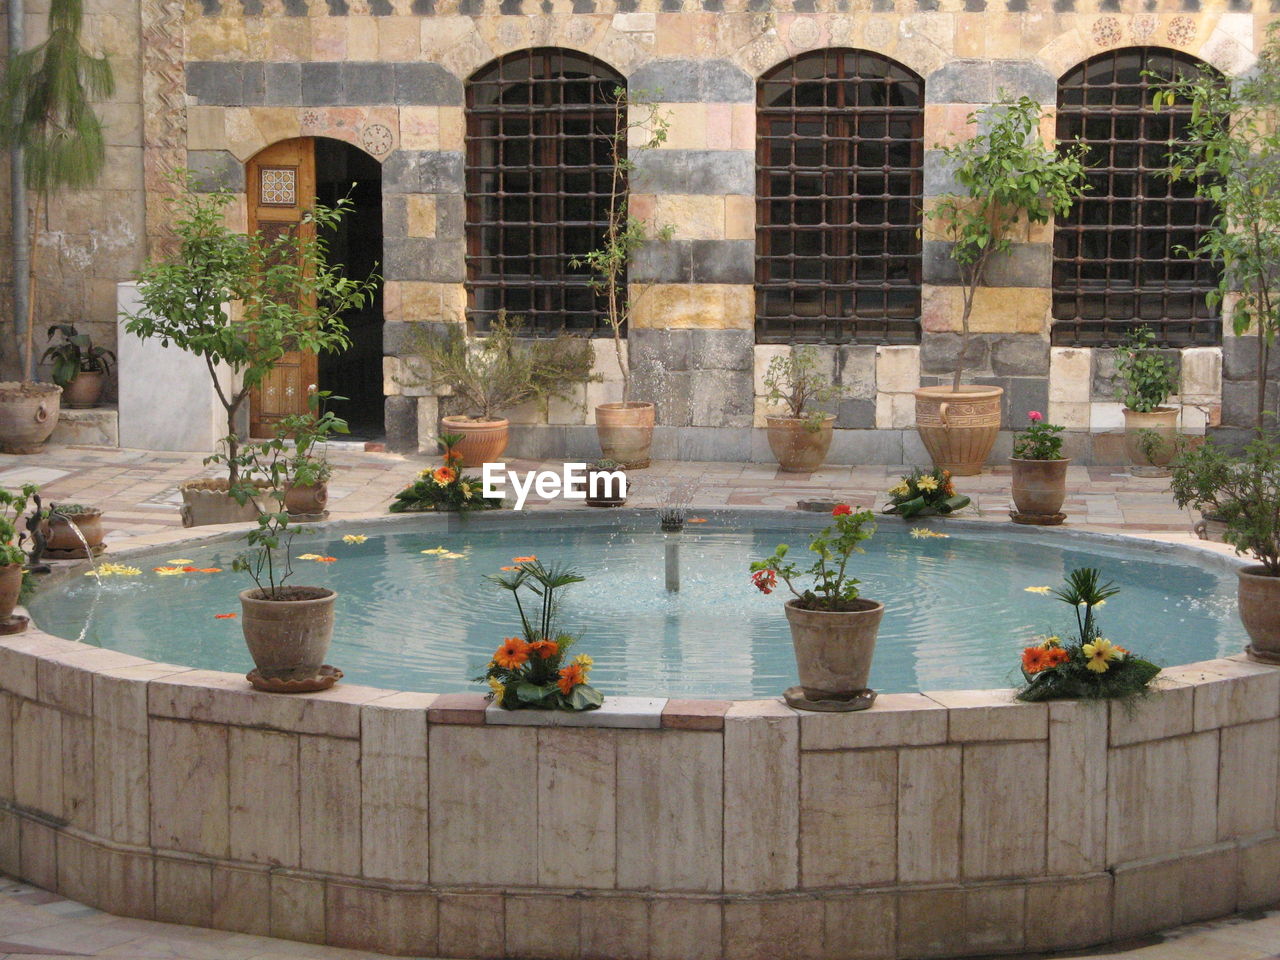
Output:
(3, 509), (1275, 959)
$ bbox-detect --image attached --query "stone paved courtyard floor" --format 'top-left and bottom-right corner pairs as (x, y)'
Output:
(0, 442), (1272, 959)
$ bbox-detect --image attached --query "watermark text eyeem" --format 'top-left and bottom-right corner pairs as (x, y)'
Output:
(482, 463), (627, 510)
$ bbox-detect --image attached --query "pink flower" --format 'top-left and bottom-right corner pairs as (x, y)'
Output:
(1027, 411), (1043, 422)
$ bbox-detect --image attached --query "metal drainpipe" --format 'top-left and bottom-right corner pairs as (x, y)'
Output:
(9, 0), (29, 381)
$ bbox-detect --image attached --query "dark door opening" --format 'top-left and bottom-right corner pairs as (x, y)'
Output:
(315, 138), (384, 440)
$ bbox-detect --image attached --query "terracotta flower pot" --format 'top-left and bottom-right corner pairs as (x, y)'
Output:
(240, 586), (337, 681)
(595, 402), (655, 469)
(179, 478), (267, 528)
(1010, 458), (1071, 517)
(766, 415), (835, 473)
(0, 381), (61, 454)
(1122, 407), (1179, 476)
(913, 385), (1004, 476)
(284, 481), (328, 518)
(441, 415), (509, 467)
(40, 508), (105, 557)
(0, 564), (22, 621)
(784, 598), (885, 700)
(62, 371), (105, 409)
(1239, 566), (1280, 662)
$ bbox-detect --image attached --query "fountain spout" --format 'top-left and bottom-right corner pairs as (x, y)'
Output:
(664, 535), (679, 593)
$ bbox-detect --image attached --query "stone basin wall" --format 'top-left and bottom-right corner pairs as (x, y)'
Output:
(2, 627), (1279, 959)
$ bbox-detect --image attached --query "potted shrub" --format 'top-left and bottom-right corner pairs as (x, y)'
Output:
(406, 312), (595, 467)
(749, 504), (882, 711)
(229, 466), (338, 690)
(40, 324), (115, 408)
(571, 88), (674, 469)
(1009, 410), (1070, 522)
(0, 484), (38, 627)
(279, 389), (347, 519)
(1170, 433), (1280, 660)
(584, 458), (627, 508)
(921, 95), (1088, 475)
(124, 176), (376, 527)
(761, 348), (842, 473)
(39, 502), (104, 558)
(1114, 326), (1179, 475)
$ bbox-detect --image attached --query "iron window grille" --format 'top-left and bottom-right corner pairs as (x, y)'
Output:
(756, 49), (924, 345)
(1053, 47), (1223, 347)
(466, 48), (623, 335)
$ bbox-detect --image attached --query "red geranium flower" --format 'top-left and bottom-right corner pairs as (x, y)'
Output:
(832, 504), (853, 516)
(1028, 411), (1044, 422)
(751, 569), (777, 594)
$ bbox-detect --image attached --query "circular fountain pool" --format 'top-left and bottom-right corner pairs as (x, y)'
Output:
(28, 510), (1246, 698)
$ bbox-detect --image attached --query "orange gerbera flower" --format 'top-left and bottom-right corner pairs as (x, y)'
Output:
(529, 639), (558, 659)
(317, 556), (338, 563)
(433, 466), (457, 485)
(500, 565), (517, 571)
(1022, 646), (1051, 674)
(1044, 647), (1070, 667)
(198, 568), (222, 573)
(512, 555), (536, 563)
(214, 613), (237, 619)
(444, 448), (464, 464)
(494, 637), (531, 670)
(558, 662), (585, 694)
(182, 566), (198, 572)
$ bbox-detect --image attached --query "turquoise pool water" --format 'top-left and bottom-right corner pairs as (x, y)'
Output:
(28, 512), (1246, 698)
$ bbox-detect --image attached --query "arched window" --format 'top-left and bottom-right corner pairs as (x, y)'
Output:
(466, 49), (623, 334)
(756, 49), (924, 344)
(1053, 48), (1222, 346)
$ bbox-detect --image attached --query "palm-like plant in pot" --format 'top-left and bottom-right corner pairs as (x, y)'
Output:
(922, 95), (1088, 475)
(1170, 434), (1280, 660)
(41, 325), (115, 408)
(1009, 410), (1070, 522)
(762, 348), (844, 472)
(749, 505), (882, 710)
(405, 312), (596, 467)
(1114, 326), (1179, 475)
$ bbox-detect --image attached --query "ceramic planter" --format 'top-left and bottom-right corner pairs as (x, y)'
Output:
(240, 586), (337, 681)
(284, 481), (328, 518)
(1122, 407), (1179, 476)
(179, 479), (266, 528)
(0, 564), (22, 621)
(595, 402), (655, 469)
(1010, 458), (1071, 517)
(442, 415), (509, 467)
(41, 508), (105, 558)
(584, 468), (627, 507)
(784, 598), (885, 700)
(766, 415), (835, 473)
(62, 371), (105, 408)
(913, 385), (1004, 476)
(0, 381), (61, 454)
(1240, 566), (1280, 662)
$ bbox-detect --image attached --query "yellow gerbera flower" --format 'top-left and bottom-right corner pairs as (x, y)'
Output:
(421, 547), (449, 555)
(890, 481), (910, 497)
(487, 677), (505, 705)
(153, 566), (185, 576)
(1039, 635), (1063, 649)
(573, 653), (593, 674)
(1024, 586), (1052, 594)
(1083, 638), (1121, 673)
(166, 558), (194, 565)
(92, 563), (141, 577)
(916, 475), (939, 492)
(297, 553), (323, 561)
(342, 534), (367, 544)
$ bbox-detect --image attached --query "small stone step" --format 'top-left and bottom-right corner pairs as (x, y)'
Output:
(51, 406), (118, 446)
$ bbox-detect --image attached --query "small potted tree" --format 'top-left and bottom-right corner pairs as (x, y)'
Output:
(761, 348), (843, 472)
(921, 95), (1088, 475)
(125, 177), (376, 526)
(405, 312), (596, 467)
(41, 325), (115, 408)
(1009, 410), (1070, 523)
(279, 389), (348, 519)
(749, 504), (882, 711)
(0, 485), (38, 629)
(1114, 326), (1179, 475)
(571, 87), (673, 469)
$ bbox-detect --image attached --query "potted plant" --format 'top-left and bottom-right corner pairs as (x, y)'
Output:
(279, 389), (347, 519)
(39, 502), (105, 558)
(40, 324), (115, 408)
(584, 458), (627, 508)
(405, 312), (596, 467)
(1169, 433), (1280, 660)
(571, 87), (674, 469)
(761, 348), (843, 473)
(478, 557), (603, 712)
(0, 0), (111, 452)
(1170, 436), (1233, 540)
(1009, 410), (1070, 522)
(388, 434), (505, 513)
(749, 504), (882, 710)
(921, 95), (1088, 475)
(1114, 326), (1179, 475)
(124, 176), (377, 527)
(229, 462), (338, 690)
(884, 468), (970, 519)
(0, 484), (38, 627)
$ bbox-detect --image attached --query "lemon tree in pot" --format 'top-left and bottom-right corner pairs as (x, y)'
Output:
(1170, 433), (1280, 661)
(41, 325), (114, 408)
(1114, 326), (1179, 476)
(922, 95), (1088, 475)
(749, 504), (882, 711)
(1009, 410), (1071, 523)
(125, 177), (377, 527)
(761, 348), (843, 472)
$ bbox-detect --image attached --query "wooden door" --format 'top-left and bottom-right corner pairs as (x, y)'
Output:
(247, 138), (317, 438)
